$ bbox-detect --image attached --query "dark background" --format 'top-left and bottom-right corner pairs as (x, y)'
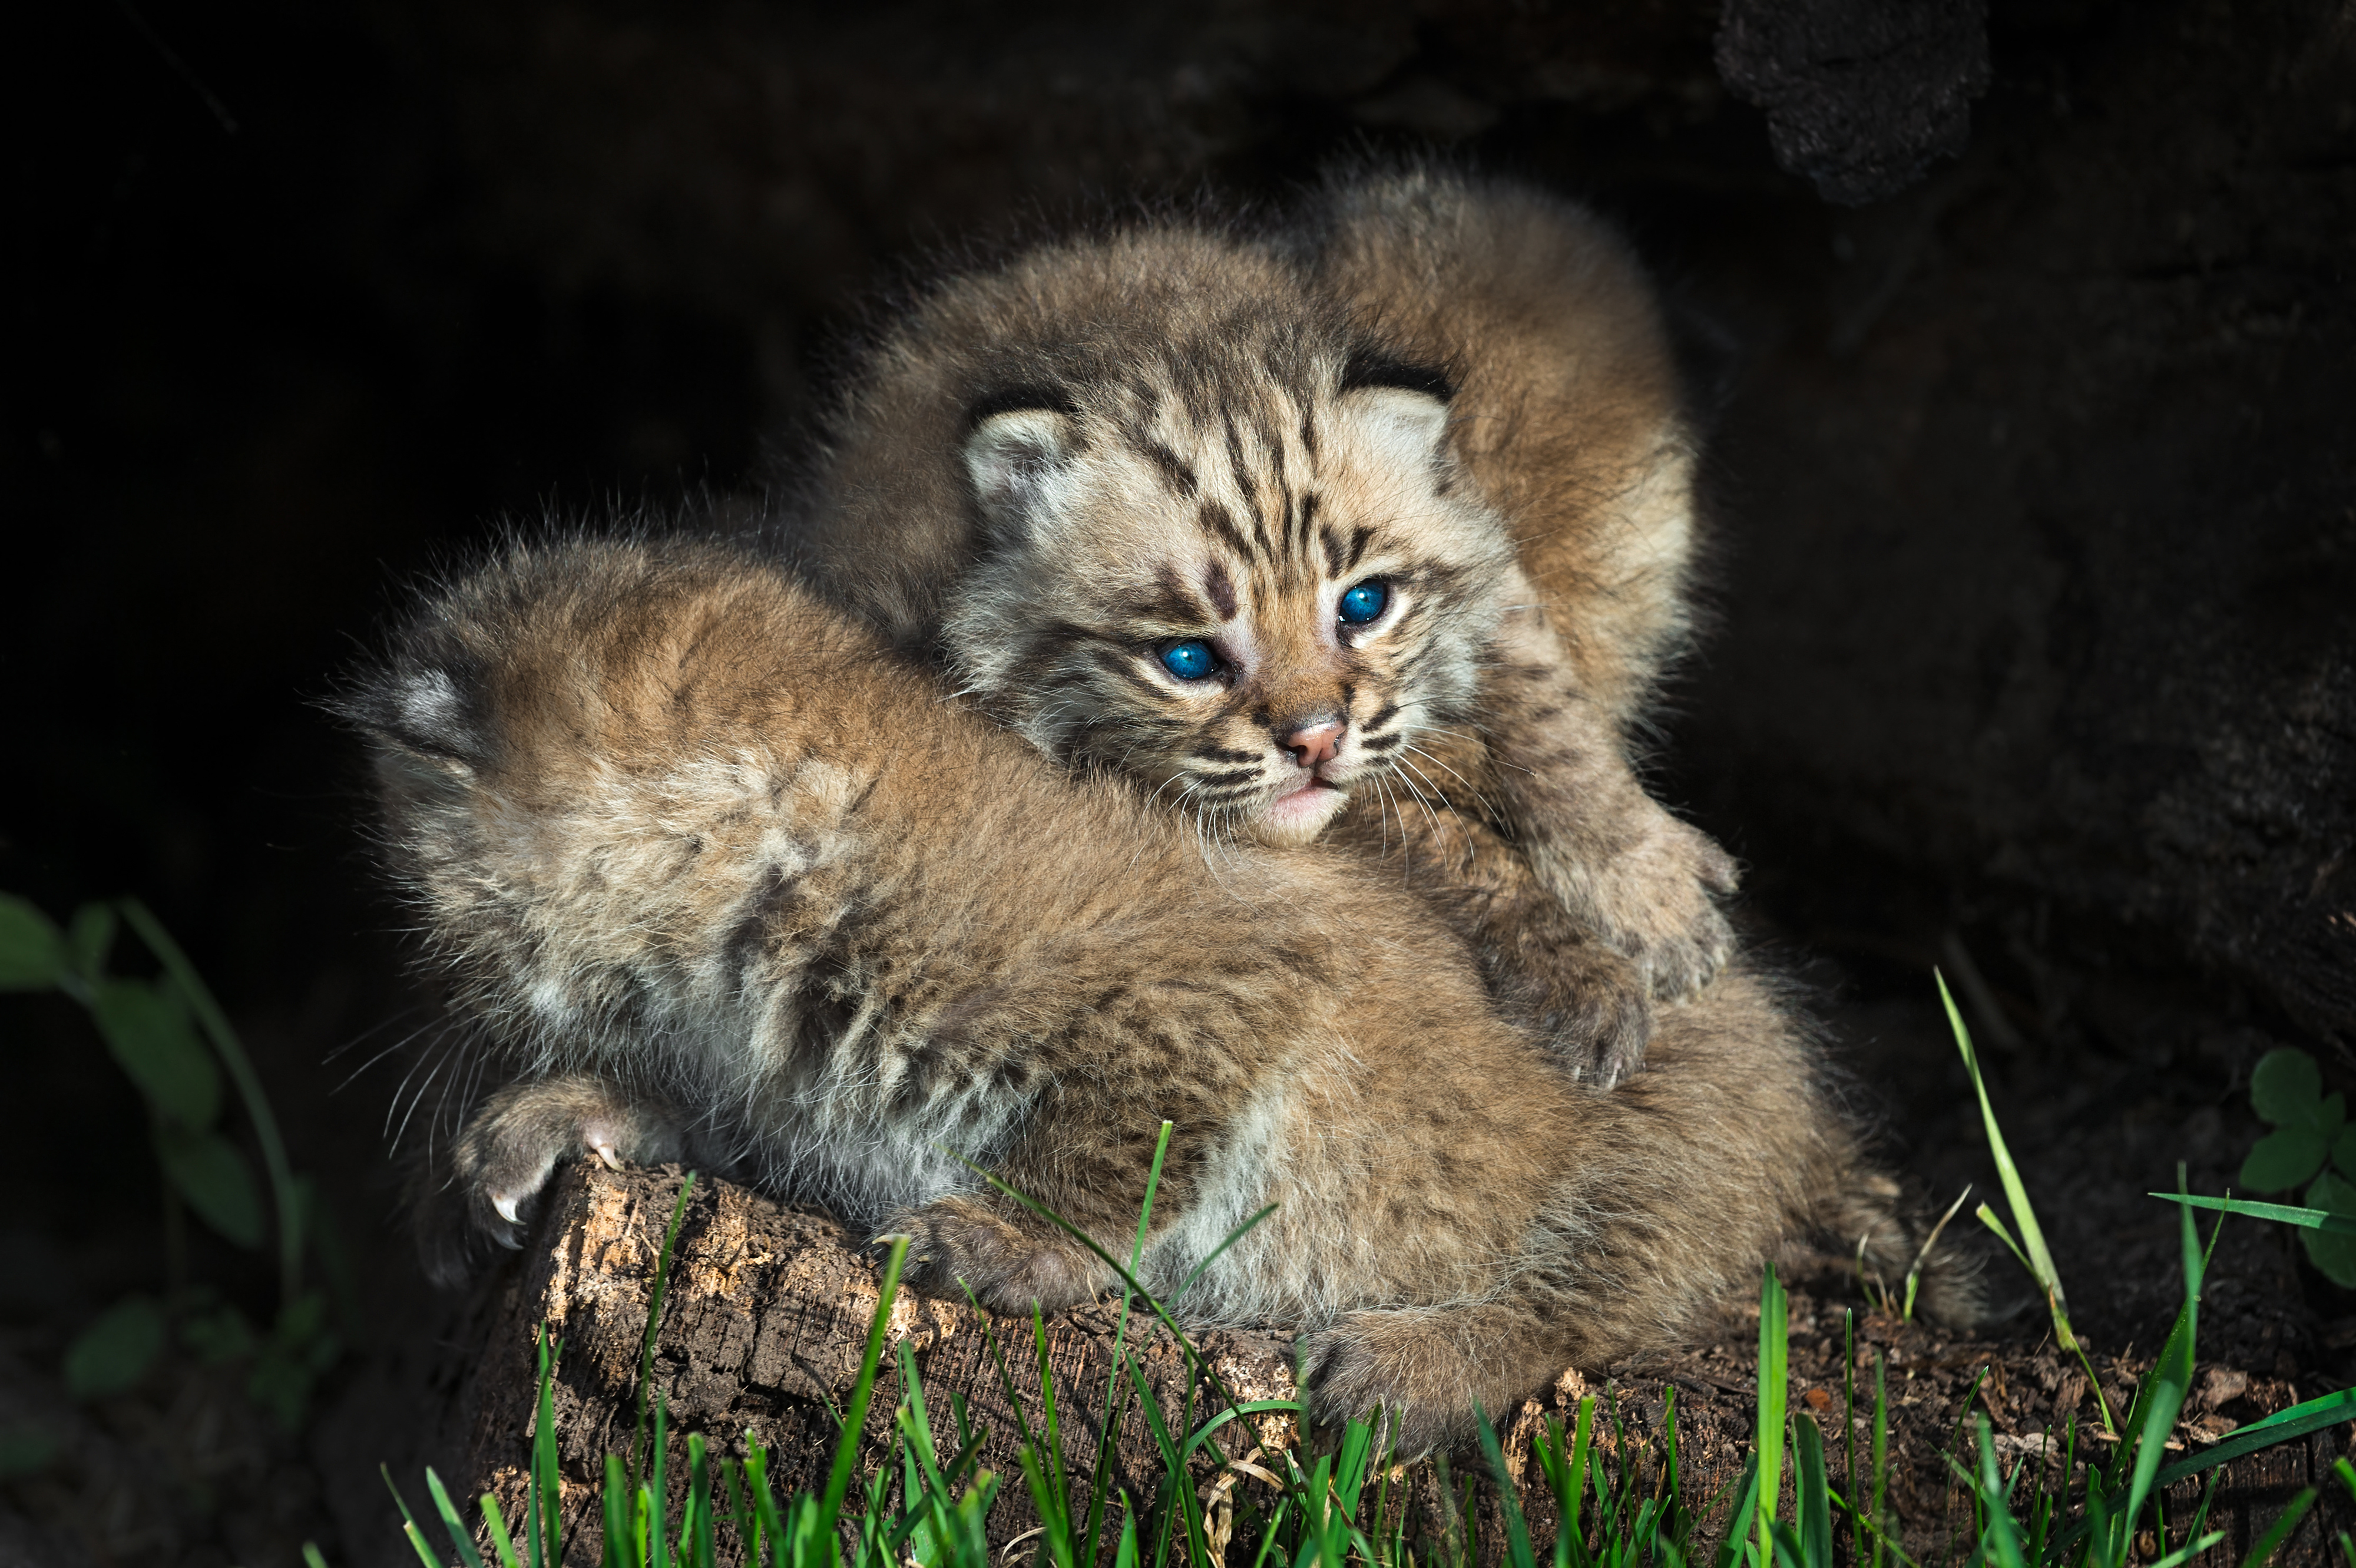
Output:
(3, 1), (2351, 1562)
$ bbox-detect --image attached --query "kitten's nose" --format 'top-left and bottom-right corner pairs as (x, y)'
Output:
(1284, 721), (1344, 770)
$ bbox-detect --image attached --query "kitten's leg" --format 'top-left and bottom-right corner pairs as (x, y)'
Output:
(1483, 580), (1738, 1002)
(413, 1074), (687, 1286)
(880, 1192), (1117, 1314)
(1295, 1287), (1600, 1461)
(1333, 771), (1653, 1084)
(881, 1086), (1224, 1314)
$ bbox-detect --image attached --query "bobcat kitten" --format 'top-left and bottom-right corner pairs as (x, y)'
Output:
(790, 165), (1730, 1086)
(348, 535), (1970, 1455)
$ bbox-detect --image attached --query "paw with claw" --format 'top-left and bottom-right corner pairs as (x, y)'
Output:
(879, 1194), (1111, 1314)
(418, 1075), (683, 1285)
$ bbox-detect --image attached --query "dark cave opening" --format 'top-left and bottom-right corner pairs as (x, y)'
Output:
(2, 1), (2350, 1562)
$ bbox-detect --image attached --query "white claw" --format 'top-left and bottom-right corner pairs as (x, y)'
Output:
(593, 1141), (623, 1171)
(493, 1192), (522, 1225)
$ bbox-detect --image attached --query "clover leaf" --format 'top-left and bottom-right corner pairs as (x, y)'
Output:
(2241, 1048), (2356, 1193)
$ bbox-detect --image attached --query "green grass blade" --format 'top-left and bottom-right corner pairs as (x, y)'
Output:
(1117, 1351), (1205, 1568)
(2149, 1193), (2356, 1236)
(1792, 1412), (1830, 1568)
(305, 1543), (335, 1568)
(684, 1434), (714, 1568)
(1085, 1121), (1172, 1568)
(426, 1467), (489, 1568)
(1474, 1403), (1538, 1568)
(2147, 1534), (2228, 1568)
(1938, 974), (2076, 1332)
(1016, 1443), (1078, 1568)
(1714, 1455), (1762, 1568)
(602, 1455), (631, 1568)
(2152, 1388), (2356, 1490)
(2239, 1487), (2319, 1568)
(1755, 1265), (1789, 1568)
(2123, 1170), (2204, 1530)
(819, 1236), (910, 1552)
(1971, 1417), (2029, 1568)
(648, 1391), (670, 1568)
(382, 1465), (445, 1568)
(1871, 1352), (1888, 1568)
(1028, 1306), (1071, 1546)
(534, 1327), (564, 1568)
(1566, 1394), (1594, 1556)
(632, 1173), (697, 1494)
(1843, 1314), (1859, 1568)
(480, 1495), (524, 1568)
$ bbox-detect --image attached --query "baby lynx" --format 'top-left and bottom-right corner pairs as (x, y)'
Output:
(352, 538), (1960, 1456)
(797, 166), (1731, 1087)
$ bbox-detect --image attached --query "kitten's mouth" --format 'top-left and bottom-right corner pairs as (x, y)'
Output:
(1251, 777), (1348, 847)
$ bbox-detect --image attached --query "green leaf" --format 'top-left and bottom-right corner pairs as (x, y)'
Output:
(66, 903), (115, 983)
(156, 1125), (266, 1247)
(2242, 1128), (2329, 1192)
(2252, 1048), (2325, 1129)
(2307, 1173), (2356, 1286)
(90, 978), (220, 1127)
(0, 895), (68, 991)
(64, 1295), (167, 1398)
(2334, 1127), (2356, 1183)
(2325, 1093), (2350, 1137)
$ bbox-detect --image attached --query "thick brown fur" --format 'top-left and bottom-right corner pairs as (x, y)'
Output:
(787, 164), (1732, 1086)
(347, 535), (1972, 1456)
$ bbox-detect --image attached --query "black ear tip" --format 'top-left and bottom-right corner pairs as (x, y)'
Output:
(1339, 347), (1455, 402)
(965, 383), (1080, 429)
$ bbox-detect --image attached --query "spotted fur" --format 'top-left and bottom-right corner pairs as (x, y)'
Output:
(347, 536), (1975, 1457)
(793, 166), (1735, 1086)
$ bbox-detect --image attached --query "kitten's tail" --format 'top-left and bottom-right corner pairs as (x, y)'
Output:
(1813, 1165), (1989, 1331)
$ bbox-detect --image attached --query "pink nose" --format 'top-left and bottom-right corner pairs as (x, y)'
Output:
(1285, 722), (1344, 770)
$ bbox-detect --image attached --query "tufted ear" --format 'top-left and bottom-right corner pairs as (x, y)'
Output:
(962, 407), (1076, 539)
(1332, 384), (1452, 474)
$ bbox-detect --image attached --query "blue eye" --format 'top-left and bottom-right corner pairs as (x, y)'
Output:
(1159, 640), (1219, 681)
(1338, 580), (1389, 625)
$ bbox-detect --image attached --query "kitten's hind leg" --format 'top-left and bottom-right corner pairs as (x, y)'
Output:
(1295, 1291), (1596, 1461)
(413, 1074), (686, 1286)
(880, 1193), (1117, 1315)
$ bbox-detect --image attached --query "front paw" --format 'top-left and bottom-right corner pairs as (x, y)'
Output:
(1574, 813), (1738, 1002)
(418, 1076), (683, 1284)
(1488, 916), (1654, 1088)
(882, 1195), (1108, 1314)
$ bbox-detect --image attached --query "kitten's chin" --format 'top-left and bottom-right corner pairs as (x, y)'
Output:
(1246, 781), (1350, 848)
